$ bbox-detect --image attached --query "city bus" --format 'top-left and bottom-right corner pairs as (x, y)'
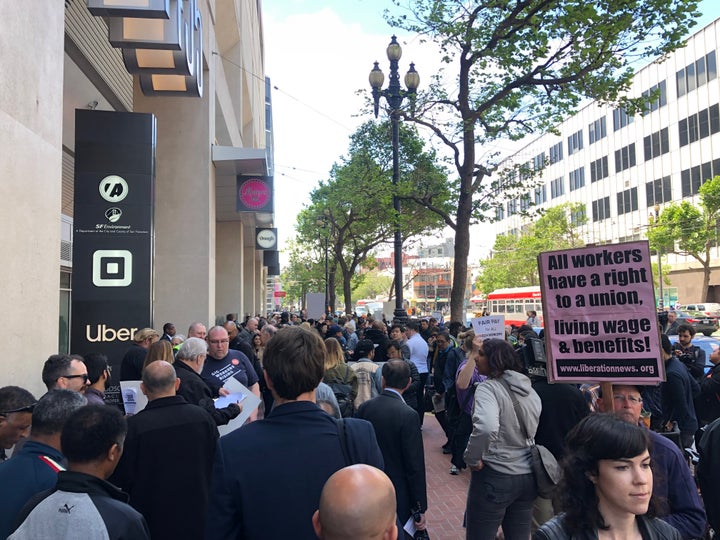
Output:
(486, 286), (543, 327)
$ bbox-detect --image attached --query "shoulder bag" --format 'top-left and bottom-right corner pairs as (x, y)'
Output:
(497, 378), (560, 499)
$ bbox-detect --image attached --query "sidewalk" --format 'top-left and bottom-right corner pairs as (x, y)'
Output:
(422, 413), (470, 539)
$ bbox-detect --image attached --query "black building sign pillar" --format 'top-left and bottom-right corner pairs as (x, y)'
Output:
(71, 110), (156, 406)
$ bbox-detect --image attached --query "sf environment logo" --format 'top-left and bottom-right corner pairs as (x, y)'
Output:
(105, 207), (122, 223)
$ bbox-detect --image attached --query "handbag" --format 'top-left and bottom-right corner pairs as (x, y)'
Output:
(497, 378), (560, 499)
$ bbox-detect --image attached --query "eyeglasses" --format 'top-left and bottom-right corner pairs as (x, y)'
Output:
(63, 374), (89, 384)
(208, 339), (229, 345)
(0, 403), (37, 416)
(613, 394), (642, 405)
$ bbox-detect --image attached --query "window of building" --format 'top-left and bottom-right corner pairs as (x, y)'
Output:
(614, 143), (637, 172)
(567, 129), (584, 155)
(569, 167), (585, 191)
(681, 158), (720, 197)
(641, 80), (667, 113)
(589, 117), (607, 144)
(617, 187), (639, 215)
(590, 156), (609, 183)
(571, 206), (587, 227)
(645, 176), (672, 206)
(592, 197), (611, 222)
(679, 104), (720, 147)
(507, 199), (518, 216)
(643, 127), (669, 161)
(549, 142), (563, 164)
(520, 192), (532, 212)
(495, 205), (505, 221)
(613, 107), (634, 131)
(551, 177), (564, 199)
(677, 51), (717, 97)
(533, 152), (545, 171)
(534, 185), (547, 205)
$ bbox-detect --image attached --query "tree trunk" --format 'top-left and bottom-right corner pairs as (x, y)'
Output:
(451, 188), (472, 322)
(343, 269), (353, 315)
(702, 259), (711, 302)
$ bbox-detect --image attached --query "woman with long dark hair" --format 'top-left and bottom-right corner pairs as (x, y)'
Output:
(464, 337), (541, 540)
(534, 413), (681, 540)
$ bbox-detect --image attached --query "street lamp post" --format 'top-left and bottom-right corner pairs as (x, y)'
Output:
(369, 35), (419, 324)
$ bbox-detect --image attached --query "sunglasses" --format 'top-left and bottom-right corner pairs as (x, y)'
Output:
(62, 373), (90, 384)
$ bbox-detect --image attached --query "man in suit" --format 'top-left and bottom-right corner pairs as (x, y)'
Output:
(356, 360), (428, 537)
(205, 326), (384, 540)
(110, 361), (218, 540)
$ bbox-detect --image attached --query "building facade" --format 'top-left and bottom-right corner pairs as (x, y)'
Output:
(494, 18), (720, 305)
(1, 0), (271, 397)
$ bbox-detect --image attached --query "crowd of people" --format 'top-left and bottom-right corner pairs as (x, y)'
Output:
(0, 309), (719, 540)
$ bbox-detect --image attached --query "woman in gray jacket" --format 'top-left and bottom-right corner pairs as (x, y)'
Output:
(464, 337), (541, 540)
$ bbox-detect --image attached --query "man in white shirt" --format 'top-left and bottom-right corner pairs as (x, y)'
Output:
(405, 320), (429, 424)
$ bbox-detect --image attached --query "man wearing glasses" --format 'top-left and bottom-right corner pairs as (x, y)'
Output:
(41, 354), (90, 394)
(201, 326), (261, 421)
(0, 386), (36, 462)
(597, 384), (706, 539)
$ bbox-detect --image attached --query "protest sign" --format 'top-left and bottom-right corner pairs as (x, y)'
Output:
(538, 241), (663, 384)
(471, 315), (506, 340)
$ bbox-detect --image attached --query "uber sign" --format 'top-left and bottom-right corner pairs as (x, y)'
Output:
(71, 110), (156, 407)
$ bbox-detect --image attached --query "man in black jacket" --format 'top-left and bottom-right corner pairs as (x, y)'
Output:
(173, 337), (241, 425)
(110, 361), (218, 540)
(356, 360), (428, 538)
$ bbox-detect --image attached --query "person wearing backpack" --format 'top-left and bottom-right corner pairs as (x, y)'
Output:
(323, 337), (358, 418)
(348, 339), (383, 409)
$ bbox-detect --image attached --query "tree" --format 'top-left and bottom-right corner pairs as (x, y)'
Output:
(294, 121), (449, 314)
(386, 0), (699, 321)
(476, 203), (586, 293)
(647, 176), (720, 301)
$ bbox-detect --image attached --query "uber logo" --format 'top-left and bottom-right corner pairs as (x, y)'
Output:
(92, 250), (132, 287)
(99, 175), (129, 203)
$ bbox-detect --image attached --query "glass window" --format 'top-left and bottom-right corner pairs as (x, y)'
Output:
(708, 51), (717, 82)
(677, 68), (686, 97)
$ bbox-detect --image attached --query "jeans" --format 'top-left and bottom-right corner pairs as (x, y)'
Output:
(466, 466), (537, 540)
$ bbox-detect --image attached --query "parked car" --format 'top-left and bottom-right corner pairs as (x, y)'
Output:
(667, 334), (718, 374)
(670, 310), (719, 337)
(680, 303), (720, 317)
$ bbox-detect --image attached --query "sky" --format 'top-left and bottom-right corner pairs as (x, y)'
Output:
(262, 0), (720, 266)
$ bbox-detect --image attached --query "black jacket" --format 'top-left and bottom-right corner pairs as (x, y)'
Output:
(109, 395), (218, 540)
(533, 514), (682, 540)
(174, 361), (241, 425)
(356, 390), (427, 522)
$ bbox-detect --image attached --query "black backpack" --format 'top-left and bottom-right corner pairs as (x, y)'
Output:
(325, 364), (356, 418)
(327, 380), (355, 418)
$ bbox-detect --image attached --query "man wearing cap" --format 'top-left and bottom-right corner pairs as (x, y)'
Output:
(0, 386), (36, 462)
(597, 383), (706, 539)
(120, 328), (159, 381)
(328, 324), (347, 350)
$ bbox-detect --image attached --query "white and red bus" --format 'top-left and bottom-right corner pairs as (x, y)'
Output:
(486, 286), (543, 327)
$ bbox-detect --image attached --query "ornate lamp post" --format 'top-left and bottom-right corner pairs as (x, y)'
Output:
(369, 35), (419, 323)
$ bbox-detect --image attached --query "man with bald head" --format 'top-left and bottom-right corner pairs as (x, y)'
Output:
(110, 361), (217, 540)
(312, 464), (397, 540)
(187, 322), (207, 339)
